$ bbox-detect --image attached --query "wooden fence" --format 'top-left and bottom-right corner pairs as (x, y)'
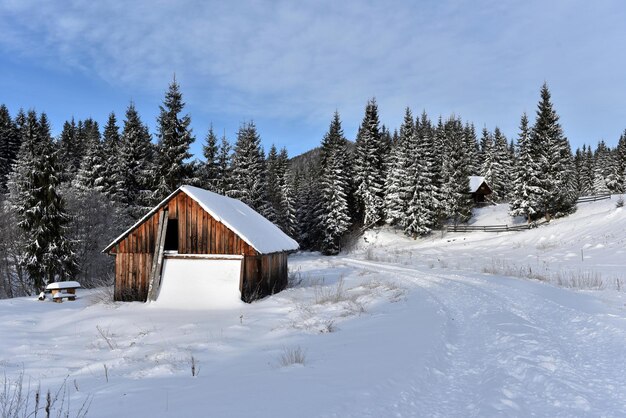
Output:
(446, 223), (532, 233)
(446, 195), (611, 234)
(576, 194), (611, 204)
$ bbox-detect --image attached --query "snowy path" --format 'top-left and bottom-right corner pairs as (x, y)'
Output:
(337, 258), (626, 417)
(1, 252), (626, 417)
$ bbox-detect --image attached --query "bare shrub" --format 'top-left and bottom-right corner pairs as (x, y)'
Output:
(554, 270), (605, 290)
(87, 286), (115, 306)
(96, 325), (117, 350)
(320, 320), (336, 333)
(616, 196), (624, 208)
(1, 372), (91, 418)
(482, 258), (623, 291)
(287, 267), (304, 288)
(314, 277), (345, 304)
(190, 355), (199, 377)
(278, 346), (306, 367)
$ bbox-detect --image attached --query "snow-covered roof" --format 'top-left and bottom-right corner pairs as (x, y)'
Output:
(103, 185), (299, 254)
(468, 176), (489, 193)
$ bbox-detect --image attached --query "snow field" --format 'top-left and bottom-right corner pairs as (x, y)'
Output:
(1, 197), (626, 417)
(355, 195), (626, 291)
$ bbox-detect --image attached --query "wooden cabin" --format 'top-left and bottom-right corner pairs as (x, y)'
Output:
(468, 176), (493, 204)
(102, 185), (299, 304)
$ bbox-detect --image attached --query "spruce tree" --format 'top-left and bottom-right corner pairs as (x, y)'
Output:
(532, 83), (576, 219)
(479, 127), (494, 186)
(216, 133), (232, 195)
(75, 119), (105, 192)
(294, 164), (321, 249)
(573, 147), (584, 196)
(592, 140), (611, 194)
(615, 130), (626, 193)
(464, 122), (479, 176)
(318, 112), (352, 254)
(579, 145), (595, 195)
(155, 78), (195, 200)
(491, 127), (513, 202)
(263, 145), (281, 224)
(510, 113), (542, 221)
(353, 98), (387, 226)
(58, 118), (82, 179)
(8, 112), (77, 290)
(116, 102), (154, 219)
(440, 117), (473, 223)
(101, 113), (122, 199)
(201, 125), (220, 192)
(0, 105), (20, 192)
(404, 112), (437, 237)
(384, 107), (413, 226)
(229, 121), (267, 212)
(277, 148), (297, 236)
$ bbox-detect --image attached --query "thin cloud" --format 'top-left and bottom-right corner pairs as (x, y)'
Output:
(0, 0), (625, 148)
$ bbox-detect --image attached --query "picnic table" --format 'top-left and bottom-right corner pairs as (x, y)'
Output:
(44, 281), (81, 303)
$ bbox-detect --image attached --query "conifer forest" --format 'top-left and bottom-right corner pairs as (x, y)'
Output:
(1, 81), (625, 298)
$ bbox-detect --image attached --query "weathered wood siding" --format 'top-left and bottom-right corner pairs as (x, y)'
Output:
(241, 252), (289, 302)
(113, 191), (259, 301)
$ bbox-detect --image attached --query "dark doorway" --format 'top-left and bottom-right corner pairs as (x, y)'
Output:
(164, 219), (179, 251)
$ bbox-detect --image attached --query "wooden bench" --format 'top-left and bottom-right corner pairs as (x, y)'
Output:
(45, 281), (81, 303)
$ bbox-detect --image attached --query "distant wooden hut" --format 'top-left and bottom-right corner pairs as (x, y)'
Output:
(103, 185), (299, 304)
(468, 176), (492, 204)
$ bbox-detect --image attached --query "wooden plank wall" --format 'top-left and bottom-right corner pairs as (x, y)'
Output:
(113, 191), (261, 301)
(241, 252), (288, 302)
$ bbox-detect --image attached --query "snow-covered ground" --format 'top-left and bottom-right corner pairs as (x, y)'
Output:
(1, 197), (626, 417)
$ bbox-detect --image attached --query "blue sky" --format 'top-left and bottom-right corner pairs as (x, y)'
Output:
(1, 0), (625, 159)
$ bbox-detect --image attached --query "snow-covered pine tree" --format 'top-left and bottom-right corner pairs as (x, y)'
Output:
(216, 133), (232, 195)
(479, 127), (495, 187)
(491, 127), (513, 202)
(440, 116), (473, 223)
(432, 117), (448, 224)
(464, 122), (479, 176)
(8, 112), (77, 290)
(318, 111), (352, 254)
(200, 125), (220, 192)
(263, 145), (281, 224)
(277, 147), (297, 237)
(592, 140), (611, 194)
(404, 112), (437, 237)
(293, 163), (321, 250)
(101, 113), (122, 199)
(0, 105), (20, 192)
(116, 102), (154, 219)
(509, 113), (542, 222)
(155, 78), (195, 200)
(228, 121), (267, 212)
(353, 98), (387, 227)
(601, 143), (622, 194)
(74, 119), (105, 192)
(615, 130), (626, 192)
(532, 83), (576, 219)
(58, 118), (84, 180)
(573, 147), (584, 196)
(384, 107), (413, 226)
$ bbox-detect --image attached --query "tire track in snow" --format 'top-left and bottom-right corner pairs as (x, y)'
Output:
(339, 257), (626, 417)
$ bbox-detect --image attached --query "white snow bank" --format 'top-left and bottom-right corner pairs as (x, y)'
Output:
(152, 257), (244, 310)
